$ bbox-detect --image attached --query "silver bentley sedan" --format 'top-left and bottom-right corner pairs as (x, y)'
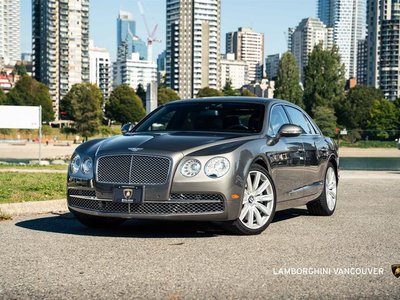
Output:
(67, 97), (339, 235)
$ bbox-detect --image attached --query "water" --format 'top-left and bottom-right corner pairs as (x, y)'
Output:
(0, 158), (399, 171)
(340, 157), (400, 171)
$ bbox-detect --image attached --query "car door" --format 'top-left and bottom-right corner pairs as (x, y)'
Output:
(283, 105), (326, 198)
(265, 105), (305, 202)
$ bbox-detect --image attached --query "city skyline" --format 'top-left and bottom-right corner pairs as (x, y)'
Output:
(20, 0), (316, 61)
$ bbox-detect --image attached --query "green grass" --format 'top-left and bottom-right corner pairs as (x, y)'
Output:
(0, 164), (68, 171)
(0, 172), (67, 204)
(339, 140), (397, 148)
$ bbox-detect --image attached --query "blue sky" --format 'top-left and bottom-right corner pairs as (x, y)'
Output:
(21, 0), (316, 61)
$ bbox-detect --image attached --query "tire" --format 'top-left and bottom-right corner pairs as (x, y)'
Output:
(307, 162), (337, 216)
(225, 164), (277, 235)
(70, 209), (125, 229)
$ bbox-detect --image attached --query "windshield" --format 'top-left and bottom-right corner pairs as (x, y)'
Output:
(134, 102), (265, 133)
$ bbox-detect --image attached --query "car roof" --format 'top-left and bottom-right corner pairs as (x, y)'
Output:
(166, 97), (294, 107)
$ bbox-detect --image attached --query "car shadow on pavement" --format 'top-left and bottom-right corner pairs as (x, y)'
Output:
(15, 208), (309, 238)
(273, 208), (310, 223)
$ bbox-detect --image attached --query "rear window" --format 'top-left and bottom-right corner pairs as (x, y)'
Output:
(135, 102), (266, 133)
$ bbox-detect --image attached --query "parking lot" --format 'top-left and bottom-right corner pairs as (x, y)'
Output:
(0, 171), (399, 299)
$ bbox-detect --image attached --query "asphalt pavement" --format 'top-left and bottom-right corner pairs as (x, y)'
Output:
(0, 171), (399, 299)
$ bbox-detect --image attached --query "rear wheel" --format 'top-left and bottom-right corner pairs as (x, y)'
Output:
(71, 209), (125, 229)
(307, 163), (337, 216)
(226, 165), (276, 235)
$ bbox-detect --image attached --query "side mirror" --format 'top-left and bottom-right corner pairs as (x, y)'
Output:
(279, 124), (303, 137)
(267, 124), (303, 146)
(121, 123), (133, 134)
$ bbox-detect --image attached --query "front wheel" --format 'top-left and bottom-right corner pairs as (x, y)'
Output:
(225, 165), (276, 235)
(71, 209), (125, 229)
(307, 163), (337, 216)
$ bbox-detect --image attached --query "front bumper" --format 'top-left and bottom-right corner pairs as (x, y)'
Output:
(67, 186), (240, 221)
(67, 150), (245, 221)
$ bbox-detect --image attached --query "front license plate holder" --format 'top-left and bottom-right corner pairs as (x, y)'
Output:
(113, 186), (144, 204)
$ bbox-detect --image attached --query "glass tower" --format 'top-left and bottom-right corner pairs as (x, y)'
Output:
(117, 10), (147, 61)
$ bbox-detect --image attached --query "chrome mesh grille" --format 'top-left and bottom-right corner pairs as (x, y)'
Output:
(68, 189), (96, 197)
(129, 202), (224, 214)
(68, 194), (224, 215)
(68, 197), (129, 213)
(96, 155), (171, 185)
(170, 193), (224, 202)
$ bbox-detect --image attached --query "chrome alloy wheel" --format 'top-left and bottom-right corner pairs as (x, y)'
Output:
(325, 167), (337, 211)
(239, 170), (275, 230)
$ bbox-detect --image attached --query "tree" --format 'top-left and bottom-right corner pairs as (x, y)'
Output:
(7, 75), (54, 121)
(274, 52), (303, 107)
(394, 98), (400, 129)
(196, 87), (223, 98)
(136, 84), (146, 107)
(313, 106), (337, 137)
(303, 44), (346, 116)
(336, 86), (383, 130)
(158, 87), (180, 105)
(0, 88), (7, 105)
(13, 64), (27, 76)
(222, 79), (239, 96)
(105, 84), (145, 125)
(241, 89), (256, 97)
(367, 99), (399, 139)
(61, 83), (103, 140)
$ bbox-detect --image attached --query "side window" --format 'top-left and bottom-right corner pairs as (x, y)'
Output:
(267, 105), (290, 136)
(284, 106), (314, 134)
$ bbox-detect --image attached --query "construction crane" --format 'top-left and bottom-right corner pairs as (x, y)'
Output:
(137, 1), (161, 61)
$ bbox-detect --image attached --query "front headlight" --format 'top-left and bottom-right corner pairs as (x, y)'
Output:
(81, 157), (93, 174)
(71, 154), (81, 174)
(180, 159), (202, 177)
(204, 157), (230, 178)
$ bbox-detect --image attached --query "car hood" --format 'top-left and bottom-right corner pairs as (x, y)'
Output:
(96, 132), (256, 157)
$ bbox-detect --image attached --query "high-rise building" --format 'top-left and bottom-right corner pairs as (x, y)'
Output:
(117, 10), (147, 61)
(317, 0), (366, 79)
(157, 50), (167, 85)
(367, 0), (400, 99)
(380, 15), (400, 100)
(166, 0), (221, 99)
(287, 28), (295, 53)
(266, 53), (281, 80)
(226, 27), (264, 82)
(220, 53), (248, 89)
(157, 50), (167, 72)
(0, 0), (21, 66)
(32, 0), (90, 120)
(89, 41), (112, 102)
(289, 17), (333, 80)
(356, 39), (367, 85)
(113, 52), (157, 91)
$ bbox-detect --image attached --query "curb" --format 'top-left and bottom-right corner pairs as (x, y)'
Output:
(0, 199), (68, 217)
